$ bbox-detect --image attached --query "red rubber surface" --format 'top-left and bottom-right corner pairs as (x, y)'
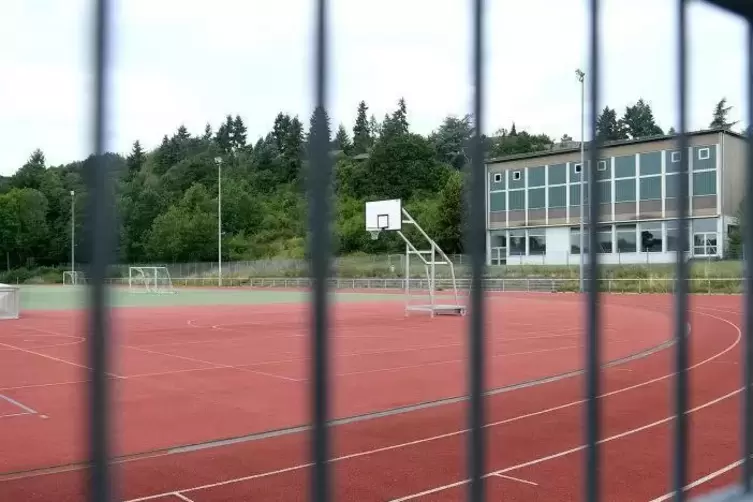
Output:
(0, 293), (743, 501)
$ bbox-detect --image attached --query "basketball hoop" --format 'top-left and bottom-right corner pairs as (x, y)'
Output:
(369, 229), (381, 240)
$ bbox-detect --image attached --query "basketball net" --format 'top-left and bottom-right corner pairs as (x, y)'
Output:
(369, 229), (381, 240)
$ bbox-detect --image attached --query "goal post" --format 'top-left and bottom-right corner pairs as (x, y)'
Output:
(62, 271), (87, 286)
(128, 266), (176, 294)
(365, 199), (466, 317)
(0, 284), (20, 320)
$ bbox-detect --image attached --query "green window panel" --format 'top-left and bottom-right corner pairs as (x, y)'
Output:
(596, 180), (611, 204)
(594, 159), (611, 181)
(569, 184), (581, 206)
(666, 173), (679, 198)
(548, 164), (566, 185)
(508, 170), (525, 189)
(639, 177), (661, 200)
(489, 171), (505, 190)
(639, 151), (662, 176)
(489, 191), (506, 211)
(614, 155), (636, 178)
(548, 185), (566, 208)
(693, 171), (717, 196)
(693, 145), (716, 171)
(509, 190), (525, 210)
(528, 166), (546, 187)
(528, 187), (545, 209)
(615, 179), (636, 202)
(666, 149), (683, 173)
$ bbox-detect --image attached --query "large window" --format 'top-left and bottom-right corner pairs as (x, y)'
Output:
(570, 227), (585, 254)
(597, 226), (613, 253)
(615, 179), (636, 203)
(528, 188), (545, 209)
(509, 230), (526, 256)
(666, 221), (689, 252)
(692, 171), (717, 196)
(639, 222), (662, 253)
(639, 177), (661, 200)
(548, 186), (566, 208)
(509, 190), (525, 211)
(528, 231), (546, 255)
(692, 218), (718, 256)
(616, 224), (637, 253)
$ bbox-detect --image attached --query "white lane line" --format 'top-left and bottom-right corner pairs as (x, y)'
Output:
(493, 473), (538, 486)
(647, 457), (751, 502)
(0, 393), (38, 414)
(173, 493), (195, 502)
(123, 308), (737, 502)
(388, 311), (742, 501)
(0, 412), (34, 419)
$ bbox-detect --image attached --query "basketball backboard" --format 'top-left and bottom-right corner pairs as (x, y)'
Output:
(365, 199), (402, 232)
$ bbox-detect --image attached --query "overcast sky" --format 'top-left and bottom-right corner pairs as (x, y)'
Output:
(0, 0), (748, 176)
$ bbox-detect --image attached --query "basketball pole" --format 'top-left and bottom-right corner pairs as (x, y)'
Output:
(215, 156), (223, 288)
(71, 190), (75, 281)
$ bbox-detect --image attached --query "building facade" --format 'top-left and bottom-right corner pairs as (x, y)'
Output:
(485, 129), (746, 266)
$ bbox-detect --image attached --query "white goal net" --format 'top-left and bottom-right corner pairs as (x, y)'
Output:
(128, 267), (176, 294)
(62, 271), (87, 285)
(0, 284), (20, 320)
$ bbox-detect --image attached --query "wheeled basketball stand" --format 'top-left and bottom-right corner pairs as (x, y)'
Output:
(367, 200), (466, 318)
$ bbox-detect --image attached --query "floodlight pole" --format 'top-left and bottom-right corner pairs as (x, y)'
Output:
(70, 190), (75, 278)
(576, 69), (586, 293)
(215, 156), (223, 287)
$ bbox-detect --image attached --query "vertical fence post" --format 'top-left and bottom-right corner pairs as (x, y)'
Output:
(672, 0), (690, 498)
(87, 0), (114, 500)
(308, 0), (333, 500)
(585, 0), (602, 500)
(467, 0), (487, 500)
(743, 17), (753, 494)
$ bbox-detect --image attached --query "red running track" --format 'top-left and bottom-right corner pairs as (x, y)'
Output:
(0, 293), (743, 501)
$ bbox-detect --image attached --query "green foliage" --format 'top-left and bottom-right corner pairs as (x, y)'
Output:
(709, 98), (738, 130)
(620, 99), (664, 139)
(596, 107), (627, 141)
(4, 96), (677, 271)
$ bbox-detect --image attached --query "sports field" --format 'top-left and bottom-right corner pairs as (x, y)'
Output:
(0, 285), (745, 501)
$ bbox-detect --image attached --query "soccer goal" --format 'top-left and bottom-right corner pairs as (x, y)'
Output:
(366, 198), (466, 317)
(62, 270), (87, 286)
(0, 284), (20, 320)
(128, 266), (176, 294)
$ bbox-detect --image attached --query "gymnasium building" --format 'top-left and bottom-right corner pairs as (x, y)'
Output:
(485, 128), (746, 265)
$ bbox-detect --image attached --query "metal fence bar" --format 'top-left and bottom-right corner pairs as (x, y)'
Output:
(86, 0), (114, 500)
(673, 1), (690, 499)
(585, 0), (602, 500)
(467, 0), (487, 500)
(743, 18), (753, 495)
(308, 0), (333, 500)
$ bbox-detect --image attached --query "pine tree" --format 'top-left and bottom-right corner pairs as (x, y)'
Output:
(233, 115), (247, 149)
(709, 98), (738, 130)
(368, 114), (381, 139)
(176, 125), (190, 141)
(595, 106), (628, 141)
(273, 113), (292, 152)
(352, 101), (372, 154)
(510, 122), (518, 136)
(126, 140), (145, 177)
(283, 117), (304, 182)
(335, 124), (352, 154)
(381, 98), (409, 139)
(214, 115), (234, 153)
(620, 99), (664, 139)
(203, 123), (213, 141)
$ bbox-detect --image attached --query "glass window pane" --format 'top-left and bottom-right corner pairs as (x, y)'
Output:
(509, 190), (525, 210)
(639, 177), (661, 200)
(548, 186), (566, 208)
(615, 179), (636, 202)
(529, 233), (546, 255)
(489, 191), (506, 211)
(692, 171), (716, 196)
(548, 164), (567, 185)
(667, 222), (689, 252)
(509, 230), (526, 255)
(639, 223), (662, 252)
(528, 188), (545, 209)
(616, 224), (637, 253)
(692, 218), (717, 233)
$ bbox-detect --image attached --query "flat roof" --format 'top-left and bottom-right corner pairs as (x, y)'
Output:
(485, 127), (745, 165)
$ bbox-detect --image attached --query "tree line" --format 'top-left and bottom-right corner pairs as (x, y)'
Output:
(0, 97), (739, 270)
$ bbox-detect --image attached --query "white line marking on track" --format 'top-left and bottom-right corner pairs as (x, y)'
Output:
(0, 393), (38, 414)
(172, 493), (195, 502)
(125, 345), (301, 382)
(0, 340), (122, 377)
(0, 412), (33, 419)
(647, 457), (748, 502)
(493, 473), (538, 486)
(122, 308), (738, 502)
